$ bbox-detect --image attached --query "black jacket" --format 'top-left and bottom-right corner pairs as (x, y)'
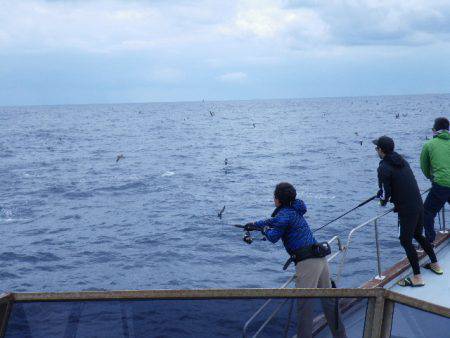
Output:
(377, 152), (423, 214)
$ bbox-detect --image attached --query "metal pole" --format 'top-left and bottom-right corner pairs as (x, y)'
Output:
(443, 207), (446, 232)
(438, 209), (442, 229)
(242, 275), (296, 337)
(439, 207), (448, 234)
(252, 299), (289, 338)
(374, 219), (385, 280)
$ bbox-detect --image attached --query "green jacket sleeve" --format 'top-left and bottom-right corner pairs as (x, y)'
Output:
(420, 143), (431, 179)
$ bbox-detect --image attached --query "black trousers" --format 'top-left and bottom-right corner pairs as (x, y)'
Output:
(424, 182), (450, 243)
(398, 210), (437, 275)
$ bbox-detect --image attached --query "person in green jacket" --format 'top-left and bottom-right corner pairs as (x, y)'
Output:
(420, 117), (450, 244)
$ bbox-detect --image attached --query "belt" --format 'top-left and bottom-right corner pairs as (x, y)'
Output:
(282, 242), (331, 270)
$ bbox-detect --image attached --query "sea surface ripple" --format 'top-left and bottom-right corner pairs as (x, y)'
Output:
(0, 94), (449, 292)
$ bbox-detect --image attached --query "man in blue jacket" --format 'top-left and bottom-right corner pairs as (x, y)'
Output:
(245, 182), (347, 338)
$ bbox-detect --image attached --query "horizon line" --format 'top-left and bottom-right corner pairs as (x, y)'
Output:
(1, 91), (449, 109)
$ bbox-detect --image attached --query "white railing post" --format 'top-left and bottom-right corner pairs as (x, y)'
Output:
(374, 219), (385, 280)
(439, 206), (448, 234)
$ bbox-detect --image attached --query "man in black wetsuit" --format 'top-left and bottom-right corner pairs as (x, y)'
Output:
(373, 136), (442, 287)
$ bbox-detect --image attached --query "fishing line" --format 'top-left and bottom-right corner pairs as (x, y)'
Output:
(312, 195), (378, 233)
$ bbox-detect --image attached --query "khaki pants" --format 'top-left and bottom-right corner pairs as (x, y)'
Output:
(295, 257), (347, 338)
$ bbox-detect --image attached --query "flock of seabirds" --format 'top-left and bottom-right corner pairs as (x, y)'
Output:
(113, 110), (430, 220)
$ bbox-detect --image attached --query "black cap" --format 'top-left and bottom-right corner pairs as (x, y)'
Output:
(372, 136), (394, 154)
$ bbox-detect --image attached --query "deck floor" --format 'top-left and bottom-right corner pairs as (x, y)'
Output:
(388, 237), (450, 308)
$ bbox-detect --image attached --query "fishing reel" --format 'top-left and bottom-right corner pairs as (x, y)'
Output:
(243, 230), (267, 244)
(243, 230), (253, 244)
(232, 224), (266, 245)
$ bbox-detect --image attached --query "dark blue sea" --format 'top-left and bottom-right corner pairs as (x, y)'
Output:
(1, 94), (449, 292)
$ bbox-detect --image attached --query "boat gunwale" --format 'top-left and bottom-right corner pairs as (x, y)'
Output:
(11, 287), (383, 302)
(7, 288), (449, 317)
(384, 289), (450, 318)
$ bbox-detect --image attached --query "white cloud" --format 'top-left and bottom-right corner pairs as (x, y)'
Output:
(217, 72), (248, 83)
(219, 0), (330, 47)
(0, 0), (449, 67)
(0, 0), (231, 53)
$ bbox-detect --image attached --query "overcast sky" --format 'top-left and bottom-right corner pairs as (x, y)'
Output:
(1, 0), (450, 106)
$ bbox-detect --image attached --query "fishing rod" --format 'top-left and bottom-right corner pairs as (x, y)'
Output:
(232, 194), (378, 243)
(312, 194), (378, 233)
(312, 188), (433, 233)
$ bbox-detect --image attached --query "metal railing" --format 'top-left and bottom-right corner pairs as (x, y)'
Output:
(438, 205), (447, 233)
(337, 208), (394, 282)
(339, 203), (448, 283)
(243, 235), (344, 338)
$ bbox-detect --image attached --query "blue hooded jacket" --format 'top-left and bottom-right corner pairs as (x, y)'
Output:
(253, 199), (317, 254)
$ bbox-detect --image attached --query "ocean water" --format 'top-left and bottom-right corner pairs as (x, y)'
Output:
(1, 94), (449, 293)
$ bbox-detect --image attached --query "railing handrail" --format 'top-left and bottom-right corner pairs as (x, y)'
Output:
(8, 288), (380, 302)
(337, 188), (441, 282)
(336, 208), (394, 281)
(326, 236), (344, 271)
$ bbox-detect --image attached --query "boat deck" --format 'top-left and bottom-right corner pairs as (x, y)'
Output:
(387, 237), (450, 308)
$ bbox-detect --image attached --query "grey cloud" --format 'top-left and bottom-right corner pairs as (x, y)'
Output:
(1, 0), (449, 60)
(283, 0), (450, 46)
